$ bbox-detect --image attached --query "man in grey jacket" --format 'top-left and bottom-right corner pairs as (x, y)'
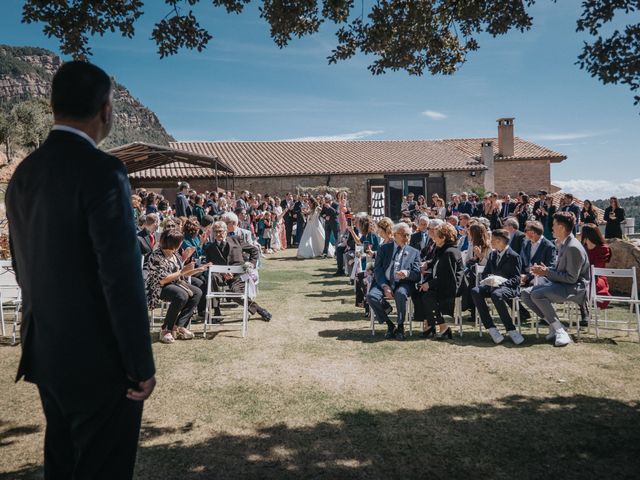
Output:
(520, 211), (590, 347)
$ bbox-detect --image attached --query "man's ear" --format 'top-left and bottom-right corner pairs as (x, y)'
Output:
(100, 101), (113, 125)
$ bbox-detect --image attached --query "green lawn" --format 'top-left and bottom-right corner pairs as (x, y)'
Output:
(1, 249), (640, 479)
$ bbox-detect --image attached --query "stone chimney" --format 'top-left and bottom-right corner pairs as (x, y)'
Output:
(497, 117), (515, 157)
(481, 141), (495, 193)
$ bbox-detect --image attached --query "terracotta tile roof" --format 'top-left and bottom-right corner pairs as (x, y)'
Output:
(440, 137), (566, 162)
(168, 140), (486, 178)
(128, 161), (222, 180)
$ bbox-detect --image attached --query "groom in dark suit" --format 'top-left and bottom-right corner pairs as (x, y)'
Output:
(321, 194), (340, 257)
(367, 223), (421, 340)
(6, 61), (155, 479)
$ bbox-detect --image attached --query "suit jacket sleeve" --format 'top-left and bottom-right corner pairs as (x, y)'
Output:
(547, 245), (587, 284)
(502, 253), (522, 290)
(407, 250), (421, 282)
(373, 245), (390, 288)
(241, 239), (260, 266)
(84, 159), (155, 383)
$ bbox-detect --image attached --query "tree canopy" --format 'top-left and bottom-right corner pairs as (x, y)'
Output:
(20, 0), (640, 107)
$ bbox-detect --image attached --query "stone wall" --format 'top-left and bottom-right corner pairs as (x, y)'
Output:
(494, 159), (550, 195)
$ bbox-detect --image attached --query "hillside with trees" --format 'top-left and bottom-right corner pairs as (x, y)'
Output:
(593, 196), (640, 231)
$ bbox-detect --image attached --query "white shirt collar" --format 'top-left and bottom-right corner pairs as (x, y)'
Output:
(51, 125), (97, 148)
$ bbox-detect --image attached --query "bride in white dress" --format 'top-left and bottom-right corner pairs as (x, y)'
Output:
(297, 196), (335, 258)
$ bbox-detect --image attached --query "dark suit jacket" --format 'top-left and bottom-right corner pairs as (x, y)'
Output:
(458, 201), (474, 216)
(508, 230), (526, 255)
(520, 237), (557, 282)
(500, 201), (516, 218)
(409, 231), (430, 252)
(204, 236), (259, 268)
(175, 192), (190, 217)
(481, 247), (522, 296)
(6, 130), (155, 407)
(320, 201), (340, 225)
(137, 228), (154, 257)
(372, 242), (421, 291)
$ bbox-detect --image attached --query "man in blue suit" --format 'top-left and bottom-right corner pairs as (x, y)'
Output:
(471, 229), (524, 345)
(519, 220), (556, 320)
(367, 222), (421, 340)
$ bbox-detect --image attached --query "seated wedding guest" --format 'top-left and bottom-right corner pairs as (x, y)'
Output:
(203, 221), (272, 321)
(580, 199), (598, 226)
(422, 219), (444, 262)
(457, 214), (471, 251)
(434, 198), (447, 219)
(222, 211), (254, 243)
(401, 192), (417, 218)
(580, 223), (612, 309)
(446, 193), (460, 217)
(192, 194), (206, 225)
(410, 215), (431, 253)
(604, 196), (626, 239)
(375, 217), (394, 245)
(354, 215), (379, 309)
(415, 223), (463, 339)
(519, 220), (557, 321)
(137, 213), (158, 258)
(182, 217), (208, 259)
(503, 217), (526, 255)
(471, 229), (524, 345)
(520, 212), (590, 347)
(367, 222), (421, 340)
(145, 229), (206, 344)
(483, 194), (502, 231)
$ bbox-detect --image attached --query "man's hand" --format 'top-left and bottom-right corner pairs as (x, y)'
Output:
(530, 263), (549, 277)
(420, 283), (430, 292)
(223, 272), (233, 281)
(395, 270), (407, 280)
(127, 376), (156, 401)
(383, 285), (394, 299)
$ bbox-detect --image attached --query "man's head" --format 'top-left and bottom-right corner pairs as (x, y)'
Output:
(446, 216), (459, 227)
(51, 61), (113, 143)
(537, 190), (548, 200)
(221, 212), (239, 232)
(491, 229), (510, 252)
(144, 213), (159, 232)
(552, 211), (575, 240)
(417, 215), (430, 232)
(392, 222), (412, 247)
(212, 221), (228, 243)
(502, 194), (511, 203)
(524, 220), (543, 242)
(459, 213), (470, 228)
(427, 219), (444, 240)
(460, 192), (468, 201)
(234, 207), (247, 221)
(503, 217), (519, 233)
(324, 193), (333, 203)
(564, 193), (574, 204)
(178, 182), (190, 193)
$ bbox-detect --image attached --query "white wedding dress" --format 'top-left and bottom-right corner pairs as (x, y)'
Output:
(297, 208), (335, 258)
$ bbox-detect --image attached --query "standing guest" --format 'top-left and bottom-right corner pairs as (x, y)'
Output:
(131, 194), (142, 224)
(415, 223), (463, 339)
(236, 191), (250, 211)
(520, 212), (590, 347)
(503, 217), (526, 255)
(580, 199), (598, 226)
(204, 221), (272, 321)
(6, 61), (155, 479)
(409, 215), (431, 254)
(367, 223), (421, 340)
(471, 229), (524, 345)
(145, 191), (158, 215)
(500, 194), (516, 220)
(561, 193), (581, 234)
(541, 196), (557, 240)
(434, 198), (447, 220)
(274, 196), (287, 250)
(402, 192), (417, 218)
(458, 192), (474, 216)
(337, 191), (350, 233)
(192, 194), (206, 225)
(263, 211), (274, 253)
(293, 194), (305, 245)
(604, 196), (626, 239)
(446, 193), (460, 217)
(457, 214), (471, 251)
(484, 194), (502, 231)
(321, 194), (340, 258)
(581, 223), (612, 309)
(532, 190), (548, 220)
(175, 182), (191, 218)
(137, 213), (158, 258)
(514, 194), (532, 231)
(145, 229), (206, 343)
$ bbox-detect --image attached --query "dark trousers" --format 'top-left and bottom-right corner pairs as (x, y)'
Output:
(285, 218), (294, 246)
(323, 220), (340, 255)
(189, 273), (208, 315)
(37, 384), (143, 480)
(335, 245), (347, 272)
(211, 274), (262, 315)
(160, 283), (202, 330)
(355, 272), (366, 306)
(367, 284), (410, 329)
(417, 291), (455, 326)
(471, 285), (517, 331)
(295, 219), (305, 244)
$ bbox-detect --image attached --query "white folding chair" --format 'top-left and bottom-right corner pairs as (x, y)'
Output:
(591, 266), (640, 341)
(0, 260), (22, 345)
(204, 265), (249, 338)
(369, 290), (414, 336)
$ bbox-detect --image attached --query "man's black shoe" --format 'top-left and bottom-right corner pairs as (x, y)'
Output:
(333, 270), (346, 276)
(257, 308), (272, 322)
(519, 308), (531, 321)
(395, 330), (406, 341)
(384, 327), (396, 339)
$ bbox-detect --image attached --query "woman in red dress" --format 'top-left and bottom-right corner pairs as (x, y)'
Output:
(581, 223), (612, 309)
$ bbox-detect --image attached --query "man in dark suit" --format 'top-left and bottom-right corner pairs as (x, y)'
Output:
(366, 223), (421, 340)
(321, 194), (340, 258)
(6, 61), (155, 480)
(204, 221), (272, 321)
(532, 190), (548, 220)
(561, 193), (581, 234)
(500, 194), (516, 220)
(293, 194), (305, 245)
(503, 217), (526, 255)
(458, 192), (474, 216)
(175, 181), (191, 217)
(409, 215), (431, 255)
(137, 213), (158, 258)
(471, 229), (524, 345)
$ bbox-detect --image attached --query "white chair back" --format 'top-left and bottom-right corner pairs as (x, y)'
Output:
(590, 266), (640, 341)
(204, 264), (249, 338)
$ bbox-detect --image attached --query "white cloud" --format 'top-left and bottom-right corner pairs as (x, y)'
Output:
(553, 178), (640, 201)
(279, 130), (384, 141)
(524, 130), (615, 142)
(422, 110), (447, 120)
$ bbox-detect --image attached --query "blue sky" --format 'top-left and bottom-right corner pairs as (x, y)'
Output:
(1, 0), (639, 199)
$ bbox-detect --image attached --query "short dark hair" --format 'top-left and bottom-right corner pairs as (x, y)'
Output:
(159, 229), (183, 250)
(524, 220), (544, 236)
(201, 215), (215, 227)
(492, 229), (510, 244)
(553, 211), (575, 233)
(51, 61), (112, 120)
